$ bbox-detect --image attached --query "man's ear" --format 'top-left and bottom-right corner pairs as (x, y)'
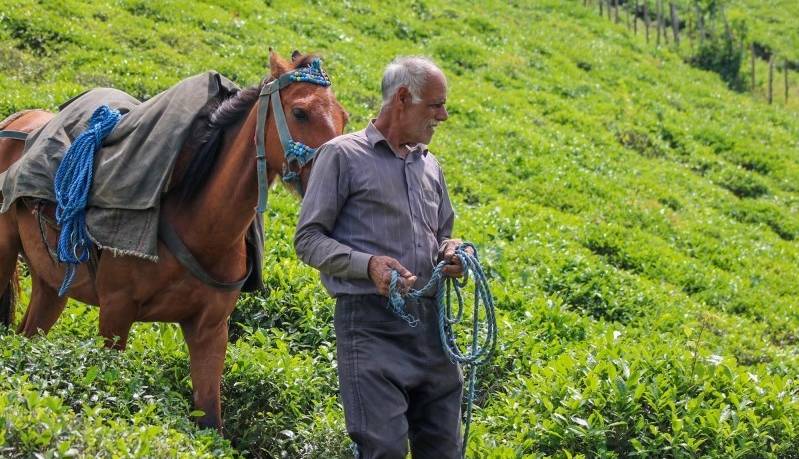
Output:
(395, 86), (411, 108)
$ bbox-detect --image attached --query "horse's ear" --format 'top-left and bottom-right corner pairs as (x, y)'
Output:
(291, 50), (302, 62)
(268, 49), (290, 77)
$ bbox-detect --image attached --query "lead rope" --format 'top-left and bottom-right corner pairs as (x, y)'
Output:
(388, 243), (498, 458)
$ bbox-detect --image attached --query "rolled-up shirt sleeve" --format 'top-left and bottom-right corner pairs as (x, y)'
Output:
(294, 143), (372, 280)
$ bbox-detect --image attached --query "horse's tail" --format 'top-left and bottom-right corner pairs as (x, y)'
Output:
(0, 263), (18, 328)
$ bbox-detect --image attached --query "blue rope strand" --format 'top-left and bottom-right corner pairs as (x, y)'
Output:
(388, 243), (498, 457)
(54, 105), (122, 296)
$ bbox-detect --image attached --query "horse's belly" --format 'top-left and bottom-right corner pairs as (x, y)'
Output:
(135, 277), (239, 324)
(16, 206), (100, 304)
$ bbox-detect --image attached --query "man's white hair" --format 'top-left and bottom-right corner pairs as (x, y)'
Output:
(381, 56), (442, 106)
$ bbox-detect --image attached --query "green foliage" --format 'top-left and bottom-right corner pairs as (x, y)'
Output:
(688, 3), (748, 91)
(473, 331), (799, 457)
(0, 377), (233, 458)
(229, 258), (334, 349)
(710, 164), (770, 198)
(728, 0), (799, 63)
(0, 330), (235, 457)
(690, 34), (747, 91)
(222, 334), (345, 457)
(1, 0), (799, 457)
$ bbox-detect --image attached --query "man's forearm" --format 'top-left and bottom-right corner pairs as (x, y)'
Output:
(294, 225), (371, 280)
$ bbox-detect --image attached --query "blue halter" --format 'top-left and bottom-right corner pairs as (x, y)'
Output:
(255, 58), (331, 212)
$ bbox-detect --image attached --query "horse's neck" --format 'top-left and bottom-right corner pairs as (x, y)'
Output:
(174, 105), (268, 258)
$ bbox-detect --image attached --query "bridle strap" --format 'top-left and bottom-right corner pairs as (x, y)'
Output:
(269, 88), (307, 196)
(254, 74), (295, 213)
(270, 85), (293, 154)
(255, 85), (272, 213)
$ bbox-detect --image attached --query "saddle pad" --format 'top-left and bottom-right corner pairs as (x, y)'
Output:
(0, 71), (246, 259)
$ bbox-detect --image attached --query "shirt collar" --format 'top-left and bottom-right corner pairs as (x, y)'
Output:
(366, 120), (429, 158)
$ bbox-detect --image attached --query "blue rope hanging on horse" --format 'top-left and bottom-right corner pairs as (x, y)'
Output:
(388, 242), (498, 458)
(54, 105), (122, 296)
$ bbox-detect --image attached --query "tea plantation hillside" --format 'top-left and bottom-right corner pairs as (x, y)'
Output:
(728, 0), (799, 62)
(2, 1), (799, 457)
(595, 0), (799, 108)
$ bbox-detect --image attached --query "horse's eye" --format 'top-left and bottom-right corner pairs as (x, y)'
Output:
(292, 108), (308, 121)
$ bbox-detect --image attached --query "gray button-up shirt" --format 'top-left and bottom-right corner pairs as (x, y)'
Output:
(294, 122), (455, 297)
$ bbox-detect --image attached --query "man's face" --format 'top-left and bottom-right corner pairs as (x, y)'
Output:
(402, 71), (448, 145)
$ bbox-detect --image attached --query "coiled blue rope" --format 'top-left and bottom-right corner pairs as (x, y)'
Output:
(54, 105), (122, 296)
(388, 243), (498, 457)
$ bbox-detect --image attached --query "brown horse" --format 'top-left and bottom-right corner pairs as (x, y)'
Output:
(0, 50), (348, 429)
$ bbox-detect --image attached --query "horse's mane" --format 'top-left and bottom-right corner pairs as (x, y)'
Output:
(174, 54), (320, 204)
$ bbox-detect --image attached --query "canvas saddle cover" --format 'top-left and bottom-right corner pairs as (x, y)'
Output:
(0, 71), (265, 292)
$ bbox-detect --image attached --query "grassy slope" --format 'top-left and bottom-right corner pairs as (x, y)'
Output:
(664, 0), (799, 63)
(728, 0), (799, 107)
(594, 0), (799, 108)
(729, 0), (799, 62)
(2, 0), (799, 457)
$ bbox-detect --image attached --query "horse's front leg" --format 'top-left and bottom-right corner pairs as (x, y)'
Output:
(180, 314), (230, 430)
(93, 258), (144, 350)
(97, 290), (139, 350)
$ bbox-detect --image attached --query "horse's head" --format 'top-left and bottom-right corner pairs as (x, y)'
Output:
(260, 50), (348, 201)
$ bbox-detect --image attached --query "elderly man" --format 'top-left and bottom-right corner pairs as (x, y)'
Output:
(294, 56), (464, 458)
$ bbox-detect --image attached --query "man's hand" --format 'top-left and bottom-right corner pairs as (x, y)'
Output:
(438, 239), (474, 277)
(368, 256), (417, 296)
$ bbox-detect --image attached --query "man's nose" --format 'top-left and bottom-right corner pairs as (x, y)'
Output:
(437, 106), (448, 122)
